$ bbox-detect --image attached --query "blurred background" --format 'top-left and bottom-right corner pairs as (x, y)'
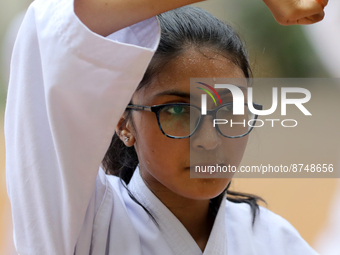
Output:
(0, 0), (339, 254)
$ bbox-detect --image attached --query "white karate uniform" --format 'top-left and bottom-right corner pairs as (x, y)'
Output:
(5, 0), (320, 254)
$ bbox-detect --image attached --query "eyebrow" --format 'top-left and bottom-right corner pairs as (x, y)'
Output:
(152, 90), (197, 100)
(216, 86), (247, 97)
(152, 86), (247, 101)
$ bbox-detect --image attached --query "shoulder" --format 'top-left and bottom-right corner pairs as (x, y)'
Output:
(93, 169), (130, 214)
(225, 200), (319, 255)
(96, 168), (127, 200)
(225, 199), (299, 235)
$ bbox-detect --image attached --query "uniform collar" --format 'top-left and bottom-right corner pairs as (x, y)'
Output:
(128, 166), (227, 255)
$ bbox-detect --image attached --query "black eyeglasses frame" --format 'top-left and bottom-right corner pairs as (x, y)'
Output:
(126, 102), (263, 139)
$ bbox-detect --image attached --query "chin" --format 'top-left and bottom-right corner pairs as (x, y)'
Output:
(178, 178), (230, 200)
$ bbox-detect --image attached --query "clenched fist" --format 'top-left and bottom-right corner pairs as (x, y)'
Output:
(263, 0), (328, 25)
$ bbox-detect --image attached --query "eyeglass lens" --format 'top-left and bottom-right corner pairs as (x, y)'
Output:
(158, 104), (256, 138)
(215, 105), (255, 137)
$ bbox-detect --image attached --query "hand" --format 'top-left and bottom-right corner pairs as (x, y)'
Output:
(263, 0), (328, 25)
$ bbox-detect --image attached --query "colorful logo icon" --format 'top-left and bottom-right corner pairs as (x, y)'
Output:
(196, 82), (222, 107)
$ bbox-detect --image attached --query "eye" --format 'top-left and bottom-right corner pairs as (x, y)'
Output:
(167, 105), (188, 115)
(220, 104), (233, 112)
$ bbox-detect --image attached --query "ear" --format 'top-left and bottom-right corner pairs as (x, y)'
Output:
(116, 114), (135, 147)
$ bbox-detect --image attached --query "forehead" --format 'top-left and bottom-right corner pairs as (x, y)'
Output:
(135, 47), (246, 103)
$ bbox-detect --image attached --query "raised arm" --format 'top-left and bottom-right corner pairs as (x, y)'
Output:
(74, 0), (329, 37)
(74, 0), (203, 36)
(5, 0), (183, 253)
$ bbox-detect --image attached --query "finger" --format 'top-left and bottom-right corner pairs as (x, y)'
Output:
(296, 11), (325, 25)
(315, 0), (328, 8)
(278, 0), (325, 25)
(296, 0), (325, 18)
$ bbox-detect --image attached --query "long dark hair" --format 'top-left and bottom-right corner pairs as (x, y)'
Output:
(102, 6), (265, 225)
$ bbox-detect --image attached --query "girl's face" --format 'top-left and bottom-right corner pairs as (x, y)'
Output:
(125, 48), (248, 201)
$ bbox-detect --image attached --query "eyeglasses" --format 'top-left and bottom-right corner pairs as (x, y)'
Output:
(126, 102), (263, 139)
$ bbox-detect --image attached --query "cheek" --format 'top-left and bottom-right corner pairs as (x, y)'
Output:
(132, 112), (189, 173)
(221, 136), (248, 167)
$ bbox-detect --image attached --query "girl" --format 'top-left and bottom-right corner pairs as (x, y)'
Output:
(5, 0), (327, 254)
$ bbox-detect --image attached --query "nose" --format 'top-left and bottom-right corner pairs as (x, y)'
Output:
(191, 115), (222, 150)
